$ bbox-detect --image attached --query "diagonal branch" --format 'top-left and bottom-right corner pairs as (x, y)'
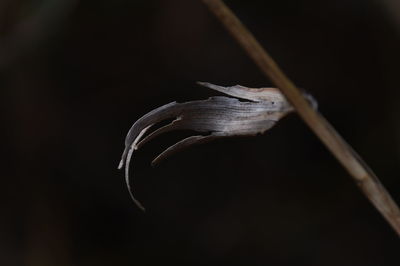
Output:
(201, 0), (400, 236)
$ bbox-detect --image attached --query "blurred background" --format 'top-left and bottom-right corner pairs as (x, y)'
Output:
(2, 0), (400, 265)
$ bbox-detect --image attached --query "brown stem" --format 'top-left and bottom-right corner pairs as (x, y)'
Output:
(202, 0), (400, 236)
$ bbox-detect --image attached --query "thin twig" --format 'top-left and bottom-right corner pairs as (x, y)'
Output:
(202, 0), (400, 236)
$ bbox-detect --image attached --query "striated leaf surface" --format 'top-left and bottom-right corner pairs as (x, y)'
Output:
(118, 82), (296, 210)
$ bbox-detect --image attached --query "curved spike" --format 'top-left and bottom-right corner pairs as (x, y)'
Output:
(151, 134), (223, 166)
(118, 124), (154, 169)
(136, 118), (182, 150)
(125, 146), (146, 211)
(119, 101), (182, 169)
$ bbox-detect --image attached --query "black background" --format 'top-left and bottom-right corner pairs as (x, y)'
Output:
(2, 0), (400, 265)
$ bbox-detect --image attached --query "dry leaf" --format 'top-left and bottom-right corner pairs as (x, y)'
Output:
(118, 82), (303, 210)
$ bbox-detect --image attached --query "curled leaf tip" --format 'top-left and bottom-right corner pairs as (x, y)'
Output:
(119, 82), (305, 209)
